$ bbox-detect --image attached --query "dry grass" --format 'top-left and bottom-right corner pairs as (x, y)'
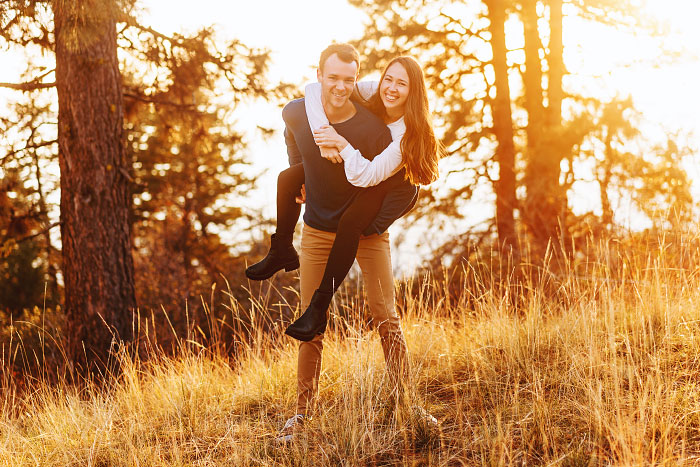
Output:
(2, 240), (700, 465)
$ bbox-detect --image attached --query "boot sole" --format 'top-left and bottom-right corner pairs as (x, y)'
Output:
(284, 320), (327, 342)
(245, 258), (300, 281)
(284, 326), (324, 342)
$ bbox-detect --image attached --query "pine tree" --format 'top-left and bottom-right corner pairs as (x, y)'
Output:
(53, 0), (136, 367)
(1, 0), (288, 361)
(348, 0), (694, 259)
(485, 0), (518, 252)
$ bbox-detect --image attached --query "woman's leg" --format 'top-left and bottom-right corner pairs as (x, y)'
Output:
(246, 163), (305, 280)
(284, 182), (393, 341)
(317, 183), (392, 293)
(276, 163), (305, 238)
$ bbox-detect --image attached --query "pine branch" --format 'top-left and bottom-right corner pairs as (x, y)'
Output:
(123, 89), (196, 109)
(0, 81), (55, 91)
(9, 221), (61, 246)
(1, 139), (57, 163)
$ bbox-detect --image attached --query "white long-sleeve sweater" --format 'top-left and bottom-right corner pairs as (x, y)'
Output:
(304, 82), (405, 188)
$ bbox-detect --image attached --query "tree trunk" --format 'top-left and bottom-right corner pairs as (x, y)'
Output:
(547, 0), (563, 128)
(521, 0), (545, 140)
(486, 0), (518, 253)
(522, 0), (566, 251)
(54, 0), (136, 370)
(600, 128), (614, 228)
(546, 0), (568, 249)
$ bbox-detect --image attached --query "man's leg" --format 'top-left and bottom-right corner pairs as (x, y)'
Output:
(285, 185), (391, 341)
(355, 233), (410, 389)
(296, 224), (335, 415)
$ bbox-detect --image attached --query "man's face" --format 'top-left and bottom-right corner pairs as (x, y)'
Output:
(317, 53), (358, 111)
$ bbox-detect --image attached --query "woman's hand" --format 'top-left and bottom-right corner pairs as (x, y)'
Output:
(320, 146), (343, 164)
(313, 125), (349, 152)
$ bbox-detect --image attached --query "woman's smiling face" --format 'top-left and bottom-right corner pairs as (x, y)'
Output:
(379, 62), (410, 117)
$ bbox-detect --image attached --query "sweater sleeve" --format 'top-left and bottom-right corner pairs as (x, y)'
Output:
(356, 80), (379, 100)
(282, 100), (305, 166)
(340, 139), (404, 187)
(303, 83), (328, 131)
(304, 80), (379, 130)
(340, 118), (405, 187)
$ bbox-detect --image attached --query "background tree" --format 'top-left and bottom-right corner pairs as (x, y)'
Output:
(120, 27), (279, 317)
(0, 94), (60, 308)
(0, 0), (289, 364)
(485, 0), (517, 252)
(53, 0), (136, 368)
(0, 171), (47, 316)
(348, 0), (694, 262)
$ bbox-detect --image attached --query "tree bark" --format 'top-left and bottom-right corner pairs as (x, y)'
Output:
(54, 1), (136, 370)
(521, 0), (545, 139)
(547, 0), (563, 128)
(521, 0), (567, 251)
(486, 0), (518, 253)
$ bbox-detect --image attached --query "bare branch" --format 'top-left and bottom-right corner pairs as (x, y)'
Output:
(13, 221), (61, 246)
(1, 139), (58, 164)
(0, 81), (55, 91)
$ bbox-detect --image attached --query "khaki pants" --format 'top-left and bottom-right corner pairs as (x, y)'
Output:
(296, 224), (409, 415)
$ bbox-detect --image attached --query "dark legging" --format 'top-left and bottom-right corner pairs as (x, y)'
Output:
(276, 163), (305, 239)
(275, 163), (392, 294)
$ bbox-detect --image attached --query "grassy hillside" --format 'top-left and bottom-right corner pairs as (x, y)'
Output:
(2, 246), (700, 465)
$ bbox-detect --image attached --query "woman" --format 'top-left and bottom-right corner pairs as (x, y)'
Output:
(246, 56), (442, 341)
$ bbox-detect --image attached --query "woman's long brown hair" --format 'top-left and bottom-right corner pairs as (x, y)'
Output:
(365, 56), (442, 186)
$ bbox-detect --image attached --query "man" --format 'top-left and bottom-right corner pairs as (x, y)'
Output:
(276, 43), (418, 442)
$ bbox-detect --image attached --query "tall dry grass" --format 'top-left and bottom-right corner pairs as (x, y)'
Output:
(2, 235), (700, 465)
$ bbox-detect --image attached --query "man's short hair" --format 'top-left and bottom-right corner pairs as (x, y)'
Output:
(318, 43), (360, 74)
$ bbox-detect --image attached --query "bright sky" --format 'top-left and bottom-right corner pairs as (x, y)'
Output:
(1, 0), (699, 267)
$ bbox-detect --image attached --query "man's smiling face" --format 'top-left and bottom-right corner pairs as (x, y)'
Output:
(317, 53), (358, 112)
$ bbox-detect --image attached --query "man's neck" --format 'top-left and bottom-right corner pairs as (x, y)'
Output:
(323, 100), (356, 124)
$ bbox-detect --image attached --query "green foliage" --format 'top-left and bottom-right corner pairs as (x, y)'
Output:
(0, 172), (50, 316)
(572, 97), (694, 232)
(117, 23), (287, 312)
(52, 0), (139, 51)
(0, 239), (45, 316)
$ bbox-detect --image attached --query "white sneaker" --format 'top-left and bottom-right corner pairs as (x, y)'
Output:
(412, 406), (438, 426)
(274, 414), (306, 444)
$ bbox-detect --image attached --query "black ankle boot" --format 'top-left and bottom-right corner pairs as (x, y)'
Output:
(245, 234), (299, 281)
(285, 289), (333, 342)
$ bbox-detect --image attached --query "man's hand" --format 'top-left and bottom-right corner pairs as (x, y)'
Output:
(295, 184), (306, 204)
(320, 146), (343, 164)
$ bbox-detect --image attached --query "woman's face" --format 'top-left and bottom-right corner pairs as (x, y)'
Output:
(379, 62), (410, 116)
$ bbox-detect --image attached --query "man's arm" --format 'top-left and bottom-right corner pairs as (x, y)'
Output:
(282, 100), (305, 166)
(284, 127), (302, 166)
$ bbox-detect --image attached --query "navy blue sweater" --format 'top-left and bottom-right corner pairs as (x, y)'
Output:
(282, 98), (417, 235)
